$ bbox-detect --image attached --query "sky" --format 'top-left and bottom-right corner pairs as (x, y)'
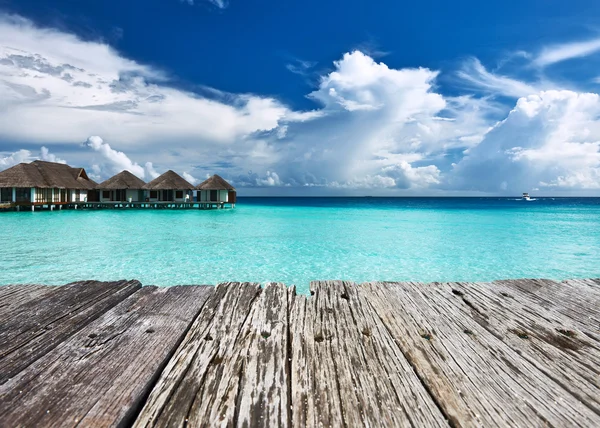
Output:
(1, 1), (600, 195)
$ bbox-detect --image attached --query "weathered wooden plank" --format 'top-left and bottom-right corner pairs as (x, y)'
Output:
(494, 279), (600, 334)
(290, 280), (448, 427)
(133, 282), (264, 427)
(0, 285), (212, 427)
(359, 281), (600, 427)
(0, 284), (55, 318)
(445, 280), (600, 416)
(234, 282), (291, 427)
(0, 280), (141, 383)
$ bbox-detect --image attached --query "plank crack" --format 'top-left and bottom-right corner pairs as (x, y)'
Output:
(363, 294), (458, 428)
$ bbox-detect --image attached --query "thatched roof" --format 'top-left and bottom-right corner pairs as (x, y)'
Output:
(196, 174), (235, 191)
(0, 160), (96, 189)
(97, 170), (146, 190)
(142, 170), (194, 190)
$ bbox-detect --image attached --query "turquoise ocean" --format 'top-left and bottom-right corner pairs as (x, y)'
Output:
(1, 197), (599, 294)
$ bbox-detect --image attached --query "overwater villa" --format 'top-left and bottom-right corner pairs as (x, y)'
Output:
(142, 170), (195, 203)
(196, 174), (236, 208)
(97, 170), (146, 203)
(0, 160), (96, 211)
(0, 161), (237, 211)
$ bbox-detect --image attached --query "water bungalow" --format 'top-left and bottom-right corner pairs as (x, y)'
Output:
(97, 170), (146, 203)
(142, 170), (194, 203)
(196, 174), (236, 208)
(0, 161), (237, 211)
(0, 160), (96, 211)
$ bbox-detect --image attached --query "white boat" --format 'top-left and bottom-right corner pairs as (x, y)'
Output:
(522, 192), (531, 201)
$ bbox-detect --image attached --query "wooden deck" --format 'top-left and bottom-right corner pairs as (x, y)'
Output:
(0, 278), (599, 427)
(0, 201), (233, 211)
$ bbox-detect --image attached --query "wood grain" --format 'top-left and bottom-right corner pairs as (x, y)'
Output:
(0, 284), (55, 319)
(1, 278), (599, 427)
(0, 285), (212, 427)
(290, 280), (448, 427)
(133, 282), (263, 427)
(446, 280), (600, 416)
(359, 281), (600, 427)
(0, 280), (141, 383)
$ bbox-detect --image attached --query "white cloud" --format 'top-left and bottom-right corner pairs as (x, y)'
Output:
(330, 162), (440, 189)
(4, 16), (600, 194)
(182, 171), (198, 185)
(0, 149), (32, 170)
(256, 171), (283, 186)
(145, 162), (160, 180)
(0, 146), (68, 171)
(0, 19), (490, 192)
(535, 38), (600, 67)
(276, 125), (288, 139)
(457, 58), (539, 98)
(286, 59), (316, 76)
(263, 51), (490, 190)
(182, 0), (228, 8)
(451, 90), (600, 192)
(0, 15), (313, 150)
(310, 51), (445, 112)
(40, 146), (66, 163)
(84, 135), (159, 180)
(206, 0), (228, 8)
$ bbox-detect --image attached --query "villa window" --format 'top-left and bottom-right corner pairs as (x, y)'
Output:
(36, 188), (52, 203)
(102, 191), (110, 199)
(150, 191), (158, 199)
(15, 188), (31, 203)
(0, 188), (11, 202)
(176, 190), (183, 199)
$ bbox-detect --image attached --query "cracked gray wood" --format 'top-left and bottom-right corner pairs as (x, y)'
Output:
(0, 284), (55, 319)
(0, 285), (212, 427)
(290, 280), (448, 427)
(1, 278), (599, 427)
(0, 280), (141, 384)
(447, 280), (600, 415)
(493, 279), (600, 339)
(133, 282), (270, 427)
(359, 281), (600, 427)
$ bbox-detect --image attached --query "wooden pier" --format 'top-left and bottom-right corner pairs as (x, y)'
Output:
(1, 278), (599, 427)
(1, 201), (233, 211)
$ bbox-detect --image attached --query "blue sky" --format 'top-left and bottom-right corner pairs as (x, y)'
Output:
(1, 0), (600, 195)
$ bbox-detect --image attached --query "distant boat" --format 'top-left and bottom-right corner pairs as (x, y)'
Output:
(522, 192), (532, 201)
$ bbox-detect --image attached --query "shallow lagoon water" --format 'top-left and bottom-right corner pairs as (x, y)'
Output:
(1, 197), (599, 294)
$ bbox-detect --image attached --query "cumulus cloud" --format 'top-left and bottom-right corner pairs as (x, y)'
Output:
(0, 15), (313, 150)
(451, 90), (600, 192)
(258, 51), (491, 190)
(40, 146), (66, 163)
(0, 149), (32, 170)
(144, 162), (160, 180)
(0, 146), (69, 171)
(83, 136), (159, 180)
(182, 172), (198, 185)
(256, 171), (283, 186)
(330, 162), (440, 189)
(0, 19), (489, 192)
(3, 15), (600, 194)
